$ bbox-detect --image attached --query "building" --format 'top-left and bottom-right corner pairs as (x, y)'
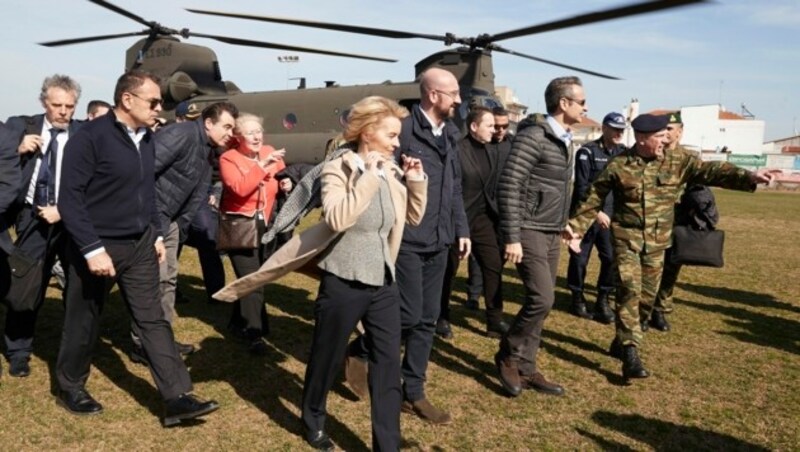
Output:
(494, 86), (528, 123)
(664, 104), (766, 155)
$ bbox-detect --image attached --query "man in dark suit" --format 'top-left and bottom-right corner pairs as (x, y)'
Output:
(2, 74), (83, 378)
(437, 106), (511, 339)
(0, 125), (22, 370)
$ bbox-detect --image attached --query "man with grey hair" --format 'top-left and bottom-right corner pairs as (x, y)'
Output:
(494, 76), (587, 397)
(2, 74), (82, 378)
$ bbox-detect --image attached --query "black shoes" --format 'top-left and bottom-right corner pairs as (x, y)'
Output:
(593, 292), (615, 324)
(622, 345), (650, 380)
(435, 318), (454, 340)
(163, 393), (220, 427)
(649, 311), (671, 332)
(486, 321), (510, 339)
(305, 429), (335, 451)
(569, 292), (593, 319)
(57, 388), (104, 416)
(249, 337), (269, 355)
(9, 357), (31, 377)
(640, 319), (650, 333)
(464, 297), (480, 310)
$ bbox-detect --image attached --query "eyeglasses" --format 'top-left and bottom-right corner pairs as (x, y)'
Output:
(434, 89), (461, 101)
(128, 92), (163, 110)
(495, 124), (509, 130)
(565, 97), (587, 107)
(242, 129), (264, 137)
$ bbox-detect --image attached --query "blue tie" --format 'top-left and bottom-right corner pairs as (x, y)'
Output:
(34, 128), (62, 206)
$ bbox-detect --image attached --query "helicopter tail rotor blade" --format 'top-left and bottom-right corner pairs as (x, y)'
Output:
(192, 32), (397, 63)
(186, 9), (447, 42)
(88, 0), (153, 28)
(489, 0), (708, 42)
(40, 31), (150, 47)
(490, 45), (621, 80)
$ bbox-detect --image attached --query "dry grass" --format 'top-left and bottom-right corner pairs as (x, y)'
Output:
(1, 189), (798, 451)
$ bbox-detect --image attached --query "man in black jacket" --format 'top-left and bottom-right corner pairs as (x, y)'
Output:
(129, 101), (238, 363)
(0, 125), (21, 377)
(57, 70), (218, 426)
(495, 76), (587, 398)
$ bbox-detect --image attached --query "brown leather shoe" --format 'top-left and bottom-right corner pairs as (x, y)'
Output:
(522, 372), (565, 396)
(495, 352), (522, 397)
(344, 355), (368, 400)
(401, 398), (452, 425)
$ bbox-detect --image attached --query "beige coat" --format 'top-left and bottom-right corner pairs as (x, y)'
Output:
(213, 151), (427, 302)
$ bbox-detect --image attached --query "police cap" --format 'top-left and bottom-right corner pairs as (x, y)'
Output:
(602, 112), (627, 129)
(631, 114), (668, 133)
(176, 101), (201, 120)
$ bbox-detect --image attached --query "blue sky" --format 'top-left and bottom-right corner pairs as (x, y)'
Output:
(1, 0), (797, 140)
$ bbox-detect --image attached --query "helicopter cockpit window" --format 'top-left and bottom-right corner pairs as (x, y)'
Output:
(283, 113), (298, 131)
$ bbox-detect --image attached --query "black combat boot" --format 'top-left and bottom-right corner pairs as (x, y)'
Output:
(569, 292), (592, 319)
(593, 292), (615, 324)
(608, 337), (623, 360)
(621, 345), (650, 380)
(649, 310), (671, 332)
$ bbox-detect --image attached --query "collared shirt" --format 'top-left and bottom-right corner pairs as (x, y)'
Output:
(123, 124), (148, 152)
(419, 108), (446, 137)
(25, 118), (69, 205)
(351, 152), (386, 179)
(546, 115), (572, 148)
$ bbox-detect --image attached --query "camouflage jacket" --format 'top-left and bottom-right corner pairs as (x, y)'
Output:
(569, 146), (755, 253)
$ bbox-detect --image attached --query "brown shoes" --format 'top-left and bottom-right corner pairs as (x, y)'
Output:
(343, 355), (368, 400)
(401, 398), (452, 425)
(521, 372), (565, 396)
(495, 352), (522, 397)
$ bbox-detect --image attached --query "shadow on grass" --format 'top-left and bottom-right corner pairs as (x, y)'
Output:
(678, 282), (800, 314)
(429, 338), (508, 397)
(588, 410), (770, 451)
(543, 331), (628, 386)
(680, 299), (800, 356)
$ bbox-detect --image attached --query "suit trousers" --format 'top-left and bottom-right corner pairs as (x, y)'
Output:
(500, 230), (560, 376)
(4, 205), (65, 360)
(56, 228), (192, 400)
(302, 271), (401, 451)
(227, 219), (272, 336)
(566, 221), (616, 295)
(182, 202), (225, 301)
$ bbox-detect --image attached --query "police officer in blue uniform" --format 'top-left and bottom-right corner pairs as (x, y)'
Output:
(567, 112), (627, 323)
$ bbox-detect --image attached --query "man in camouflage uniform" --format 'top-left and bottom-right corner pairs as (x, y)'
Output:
(568, 113), (776, 380)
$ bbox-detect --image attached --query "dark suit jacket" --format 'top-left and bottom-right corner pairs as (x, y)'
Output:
(459, 135), (511, 222)
(0, 123), (21, 254)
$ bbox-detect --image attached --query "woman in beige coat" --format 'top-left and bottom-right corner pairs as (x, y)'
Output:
(302, 96), (426, 451)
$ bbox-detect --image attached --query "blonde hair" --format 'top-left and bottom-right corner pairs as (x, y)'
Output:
(235, 113), (263, 134)
(342, 96), (409, 143)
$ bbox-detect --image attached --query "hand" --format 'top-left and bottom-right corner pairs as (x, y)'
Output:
(401, 154), (424, 180)
(561, 224), (577, 243)
(87, 251), (116, 277)
(208, 194), (217, 206)
(154, 240), (166, 264)
(505, 242), (523, 264)
(458, 237), (471, 260)
(262, 148), (286, 167)
(596, 211), (610, 229)
(364, 151), (386, 175)
(36, 205), (61, 224)
(279, 178), (293, 193)
(18, 134), (43, 154)
(752, 168), (782, 184)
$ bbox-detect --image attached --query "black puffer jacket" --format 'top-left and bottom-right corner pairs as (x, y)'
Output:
(498, 114), (574, 242)
(154, 119), (213, 238)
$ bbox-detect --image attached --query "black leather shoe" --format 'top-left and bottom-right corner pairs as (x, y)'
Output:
(176, 342), (196, 356)
(9, 357), (31, 377)
(129, 346), (149, 366)
(593, 293), (615, 324)
(569, 293), (593, 319)
(305, 430), (335, 451)
(486, 321), (510, 339)
(435, 318), (453, 340)
(622, 345), (650, 380)
(163, 393), (219, 427)
(465, 297), (480, 310)
(248, 337), (269, 356)
(649, 311), (671, 332)
(57, 388), (104, 416)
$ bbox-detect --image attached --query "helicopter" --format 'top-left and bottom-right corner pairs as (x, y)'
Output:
(40, 0), (707, 164)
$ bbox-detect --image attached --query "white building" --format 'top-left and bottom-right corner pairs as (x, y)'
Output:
(678, 104), (766, 155)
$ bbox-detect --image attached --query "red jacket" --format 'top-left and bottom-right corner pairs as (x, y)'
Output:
(219, 143), (286, 223)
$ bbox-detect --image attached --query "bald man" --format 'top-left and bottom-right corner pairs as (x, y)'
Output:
(345, 68), (470, 425)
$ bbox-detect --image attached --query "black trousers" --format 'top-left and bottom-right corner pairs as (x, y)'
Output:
(227, 219), (272, 336)
(4, 205), (65, 360)
(440, 213), (504, 326)
(56, 228), (192, 400)
(500, 230), (560, 376)
(302, 271), (401, 451)
(566, 221), (615, 295)
(182, 201), (225, 300)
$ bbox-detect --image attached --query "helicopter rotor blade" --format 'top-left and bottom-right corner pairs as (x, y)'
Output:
(191, 32), (397, 63)
(489, 0), (708, 42)
(88, 0), (154, 29)
(489, 44), (621, 80)
(40, 31), (150, 47)
(186, 9), (447, 43)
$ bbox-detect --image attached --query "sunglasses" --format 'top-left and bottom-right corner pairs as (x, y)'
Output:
(129, 92), (164, 110)
(495, 124), (509, 130)
(565, 97), (587, 107)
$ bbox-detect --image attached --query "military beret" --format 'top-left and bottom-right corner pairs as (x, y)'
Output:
(631, 114), (668, 133)
(667, 111), (682, 124)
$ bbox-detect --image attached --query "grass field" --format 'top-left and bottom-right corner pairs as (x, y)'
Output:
(1, 189), (798, 451)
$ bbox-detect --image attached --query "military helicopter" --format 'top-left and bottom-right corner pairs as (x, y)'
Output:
(41, 0), (706, 164)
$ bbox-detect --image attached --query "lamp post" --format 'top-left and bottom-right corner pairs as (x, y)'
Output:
(277, 55), (299, 89)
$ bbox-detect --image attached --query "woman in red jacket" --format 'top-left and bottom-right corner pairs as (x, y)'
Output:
(219, 113), (286, 354)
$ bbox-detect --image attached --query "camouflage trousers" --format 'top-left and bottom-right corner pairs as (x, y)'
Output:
(614, 243), (665, 347)
(649, 247), (682, 314)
